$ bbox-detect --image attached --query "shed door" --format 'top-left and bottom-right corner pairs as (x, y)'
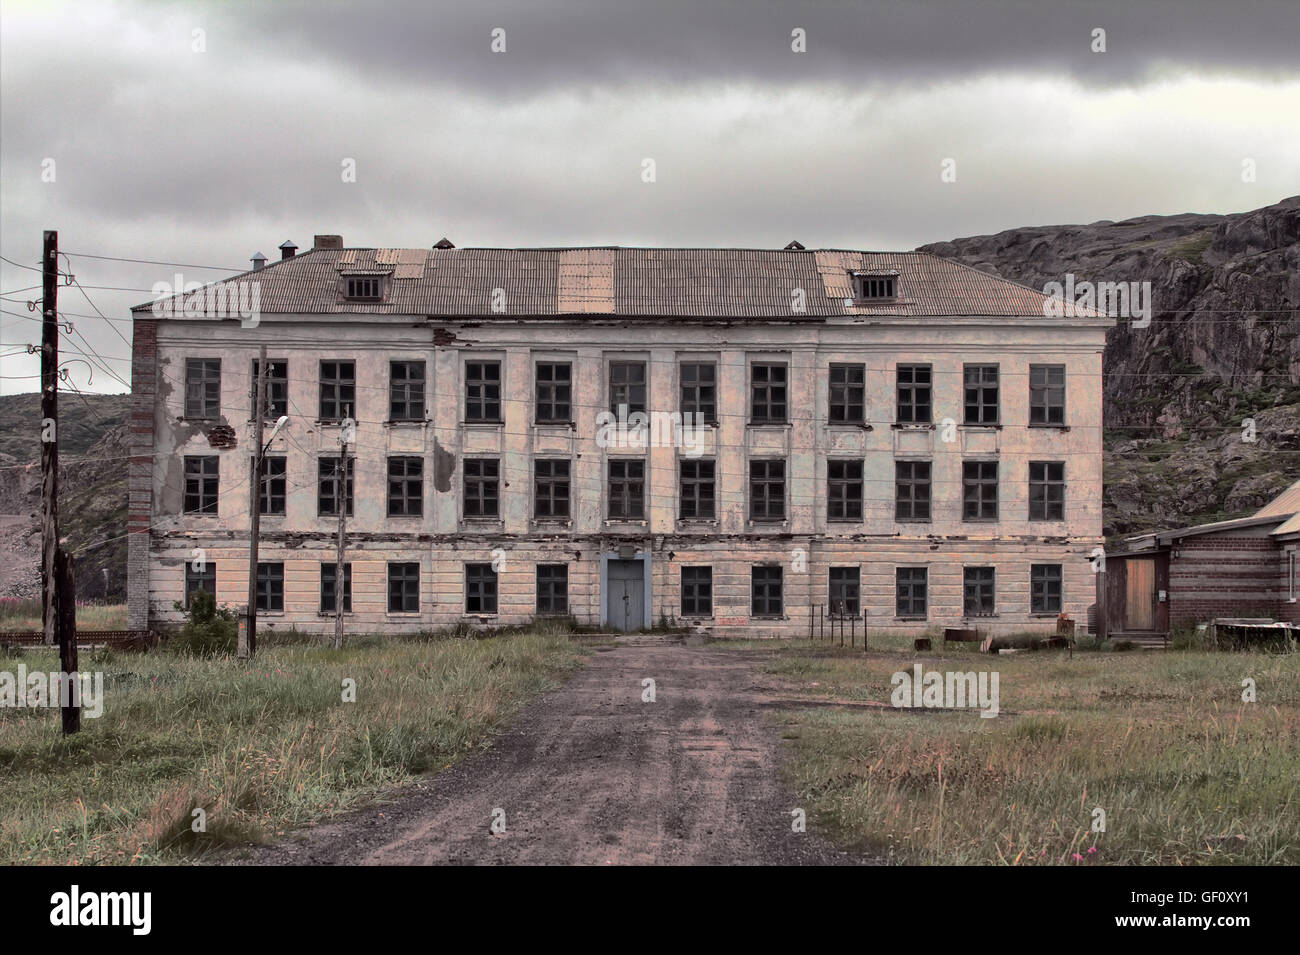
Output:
(1125, 558), (1156, 631)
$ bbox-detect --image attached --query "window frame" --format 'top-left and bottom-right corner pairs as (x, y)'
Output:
(1030, 564), (1063, 614)
(679, 362), (718, 423)
(895, 459), (932, 522)
(607, 457), (646, 521)
(465, 360), (503, 424)
(253, 454), (287, 516)
(184, 561), (216, 609)
(465, 562), (498, 615)
(535, 361), (573, 424)
(386, 455), (424, 517)
(608, 360), (647, 416)
(256, 561), (285, 613)
(748, 458), (787, 522)
(250, 358), (288, 419)
(895, 566), (928, 618)
(896, 363), (932, 425)
(828, 363), (866, 425)
(751, 565), (784, 618)
(1029, 364), (1067, 426)
(320, 562), (353, 614)
(534, 458), (572, 521)
(679, 458), (717, 521)
(317, 456), (354, 517)
(681, 566), (713, 616)
(183, 455), (220, 515)
(387, 561), (421, 614)
(536, 563), (568, 615)
(750, 362), (789, 425)
(962, 459), (999, 522)
(963, 566), (996, 617)
(963, 363), (1000, 425)
(389, 360), (426, 422)
(319, 360), (356, 422)
(184, 358), (222, 420)
(827, 459), (864, 522)
(829, 566), (861, 617)
(463, 457), (501, 519)
(1028, 461), (1066, 521)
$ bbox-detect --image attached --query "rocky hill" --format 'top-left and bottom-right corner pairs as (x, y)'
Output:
(919, 195), (1300, 537)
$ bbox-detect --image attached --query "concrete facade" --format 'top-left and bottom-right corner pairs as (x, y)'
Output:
(129, 243), (1112, 637)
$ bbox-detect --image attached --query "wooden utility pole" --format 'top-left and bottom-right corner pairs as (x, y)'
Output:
(241, 344), (267, 660)
(332, 406), (350, 649)
(41, 230), (59, 649)
(56, 549), (79, 734)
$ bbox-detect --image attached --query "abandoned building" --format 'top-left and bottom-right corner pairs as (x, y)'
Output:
(1097, 479), (1300, 639)
(127, 236), (1113, 635)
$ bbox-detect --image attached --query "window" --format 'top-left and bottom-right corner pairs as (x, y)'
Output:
(183, 456), (219, 514)
(465, 361), (502, 423)
(1030, 564), (1063, 614)
(465, 563), (497, 614)
(250, 359), (288, 418)
(829, 364), (865, 424)
(389, 361), (426, 421)
(535, 362), (572, 423)
(318, 456), (354, 516)
(463, 458), (500, 518)
(679, 459), (716, 520)
(681, 567), (712, 616)
(829, 567), (860, 616)
(609, 361), (646, 415)
(256, 562), (284, 613)
(963, 567), (995, 616)
(1029, 365), (1066, 425)
(320, 562), (352, 613)
(534, 459), (571, 520)
(896, 364), (932, 424)
(184, 561), (216, 608)
(1029, 462), (1066, 521)
(388, 562), (420, 613)
(750, 363), (788, 424)
(319, 360), (355, 421)
(896, 567), (928, 617)
(680, 363), (717, 421)
(895, 460), (931, 521)
(749, 459), (786, 521)
(962, 460), (999, 521)
(827, 460), (864, 521)
(963, 364), (999, 424)
(184, 358), (221, 419)
(253, 455), (286, 515)
(608, 459), (645, 520)
(752, 566), (783, 617)
(344, 275), (383, 301)
(387, 456), (423, 517)
(854, 273), (897, 300)
(536, 564), (568, 614)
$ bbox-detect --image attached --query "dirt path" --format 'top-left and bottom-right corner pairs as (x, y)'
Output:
(237, 642), (867, 865)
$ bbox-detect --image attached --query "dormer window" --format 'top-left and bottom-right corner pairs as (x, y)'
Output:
(852, 271), (899, 301)
(344, 275), (384, 301)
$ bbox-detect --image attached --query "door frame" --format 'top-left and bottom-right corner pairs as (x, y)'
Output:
(600, 550), (652, 630)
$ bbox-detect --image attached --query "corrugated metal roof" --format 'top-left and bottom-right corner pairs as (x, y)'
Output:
(1255, 478), (1300, 519)
(131, 246), (1110, 319)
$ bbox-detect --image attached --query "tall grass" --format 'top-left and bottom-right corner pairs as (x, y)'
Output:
(0, 633), (585, 864)
(0, 597), (126, 630)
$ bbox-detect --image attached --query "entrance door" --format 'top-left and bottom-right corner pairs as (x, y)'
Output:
(1126, 558), (1156, 630)
(607, 560), (644, 632)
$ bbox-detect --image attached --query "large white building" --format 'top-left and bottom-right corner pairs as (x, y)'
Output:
(127, 236), (1112, 636)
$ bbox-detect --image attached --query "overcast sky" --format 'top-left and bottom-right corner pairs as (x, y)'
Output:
(2, 0), (1298, 394)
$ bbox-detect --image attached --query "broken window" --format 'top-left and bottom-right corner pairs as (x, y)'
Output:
(388, 562), (420, 613)
(320, 562), (352, 614)
(465, 563), (497, 614)
(679, 459), (716, 520)
(827, 459), (864, 521)
(387, 456), (423, 517)
(681, 566), (712, 616)
(319, 360), (356, 421)
(184, 358), (221, 419)
(896, 567), (928, 617)
(256, 562), (284, 613)
(829, 363), (865, 424)
(1029, 461), (1065, 521)
(1031, 564), (1063, 614)
(751, 566), (784, 617)
(963, 567), (996, 616)
(750, 363), (788, 424)
(534, 459), (571, 520)
(895, 460), (931, 521)
(608, 458), (645, 520)
(463, 458), (500, 519)
(535, 362), (572, 423)
(183, 455), (219, 514)
(390, 361), (426, 421)
(896, 364), (931, 424)
(536, 564), (568, 615)
(1029, 364), (1066, 425)
(749, 459), (786, 522)
(963, 364), (999, 425)
(962, 460), (999, 521)
(465, 361), (502, 422)
(609, 361), (646, 415)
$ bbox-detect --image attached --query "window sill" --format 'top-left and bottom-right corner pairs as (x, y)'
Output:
(746, 421), (791, 428)
(750, 615), (789, 622)
(462, 517), (503, 524)
(895, 616), (928, 622)
(895, 518), (933, 524)
(385, 419), (428, 427)
(826, 422), (873, 431)
(386, 513), (424, 520)
(891, 422), (935, 430)
(1029, 612), (1060, 618)
(959, 423), (1002, 430)
(532, 519), (573, 528)
(533, 420), (576, 428)
(386, 612), (421, 618)
(604, 519), (648, 527)
(1028, 423), (1070, 431)
(678, 518), (719, 526)
(463, 420), (505, 428)
(317, 611), (354, 617)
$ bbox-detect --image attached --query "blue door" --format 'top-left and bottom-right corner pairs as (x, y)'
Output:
(607, 559), (645, 631)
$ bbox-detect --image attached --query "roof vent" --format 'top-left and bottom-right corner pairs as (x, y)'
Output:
(784, 240), (805, 251)
(250, 252), (267, 271)
(433, 237), (455, 249)
(313, 234), (344, 251)
(279, 240), (299, 260)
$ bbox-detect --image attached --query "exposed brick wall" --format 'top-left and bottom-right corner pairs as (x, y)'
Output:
(127, 318), (156, 630)
(1167, 535), (1287, 625)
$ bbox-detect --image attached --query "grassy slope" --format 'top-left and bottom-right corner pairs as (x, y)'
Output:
(725, 638), (1299, 865)
(0, 632), (586, 864)
(0, 392), (131, 462)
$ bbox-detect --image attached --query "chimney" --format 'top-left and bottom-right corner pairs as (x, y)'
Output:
(313, 234), (344, 251)
(250, 251), (267, 271)
(279, 239), (299, 260)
